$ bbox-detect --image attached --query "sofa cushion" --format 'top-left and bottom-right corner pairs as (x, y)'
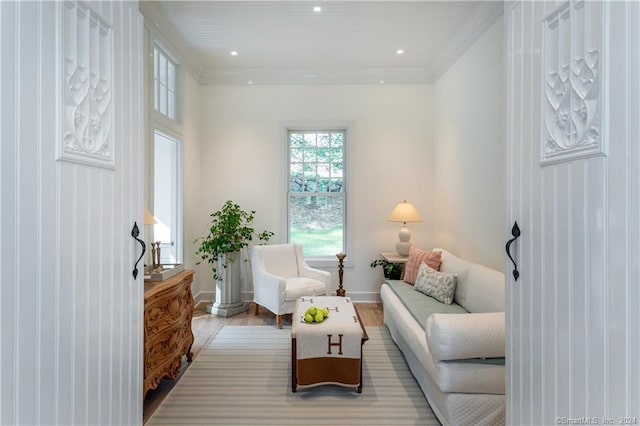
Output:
(436, 248), (505, 313)
(414, 262), (457, 304)
(429, 357), (505, 394)
(404, 247), (442, 285)
(385, 280), (467, 330)
(426, 312), (505, 361)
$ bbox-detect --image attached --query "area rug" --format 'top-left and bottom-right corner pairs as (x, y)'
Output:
(148, 325), (439, 425)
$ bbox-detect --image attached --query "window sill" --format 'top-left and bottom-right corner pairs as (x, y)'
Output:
(306, 257), (353, 269)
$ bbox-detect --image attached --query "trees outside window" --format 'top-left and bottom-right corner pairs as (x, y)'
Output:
(288, 130), (346, 257)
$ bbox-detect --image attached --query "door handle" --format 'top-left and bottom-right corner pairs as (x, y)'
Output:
(131, 221), (146, 279)
(505, 221), (520, 281)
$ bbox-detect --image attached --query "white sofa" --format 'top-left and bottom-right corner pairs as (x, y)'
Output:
(380, 248), (506, 426)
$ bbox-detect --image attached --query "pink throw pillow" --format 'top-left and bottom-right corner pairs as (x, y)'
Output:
(403, 247), (442, 285)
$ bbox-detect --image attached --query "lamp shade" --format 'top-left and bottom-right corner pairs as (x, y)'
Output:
(387, 201), (423, 224)
(144, 208), (157, 225)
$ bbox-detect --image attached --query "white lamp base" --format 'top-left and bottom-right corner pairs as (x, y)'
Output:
(396, 241), (411, 256)
(395, 225), (412, 256)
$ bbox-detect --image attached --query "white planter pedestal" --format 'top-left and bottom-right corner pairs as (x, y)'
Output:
(206, 252), (248, 317)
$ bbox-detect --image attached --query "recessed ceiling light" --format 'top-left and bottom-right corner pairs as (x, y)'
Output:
(230, 51), (238, 56)
(248, 81), (253, 85)
(396, 49), (404, 55)
(313, 6), (322, 13)
(379, 80), (385, 84)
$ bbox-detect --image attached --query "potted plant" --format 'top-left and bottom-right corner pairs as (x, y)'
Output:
(370, 258), (403, 280)
(195, 200), (273, 316)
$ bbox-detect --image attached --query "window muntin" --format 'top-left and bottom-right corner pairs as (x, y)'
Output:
(288, 130), (345, 257)
(153, 46), (176, 120)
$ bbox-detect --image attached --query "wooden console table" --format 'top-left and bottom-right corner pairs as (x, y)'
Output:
(143, 269), (195, 397)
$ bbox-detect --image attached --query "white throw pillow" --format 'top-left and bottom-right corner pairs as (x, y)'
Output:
(413, 262), (457, 305)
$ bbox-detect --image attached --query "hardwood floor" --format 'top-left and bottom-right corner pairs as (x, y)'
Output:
(143, 301), (384, 423)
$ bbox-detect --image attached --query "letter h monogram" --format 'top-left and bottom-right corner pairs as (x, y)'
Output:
(327, 334), (343, 355)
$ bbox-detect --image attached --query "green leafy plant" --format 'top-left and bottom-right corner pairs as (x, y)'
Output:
(370, 258), (403, 280)
(195, 200), (274, 280)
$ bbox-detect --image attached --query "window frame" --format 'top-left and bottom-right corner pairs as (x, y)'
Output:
(152, 42), (182, 129)
(152, 128), (184, 264)
(282, 122), (353, 268)
(144, 30), (184, 264)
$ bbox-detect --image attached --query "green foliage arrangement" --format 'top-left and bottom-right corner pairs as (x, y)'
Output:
(195, 200), (274, 280)
(370, 258), (403, 280)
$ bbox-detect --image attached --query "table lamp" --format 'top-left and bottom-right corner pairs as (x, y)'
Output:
(144, 208), (157, 267)
(144, 207), (156, 226)
(387, 201), (423, 256)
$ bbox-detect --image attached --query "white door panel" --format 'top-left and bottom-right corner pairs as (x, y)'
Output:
(506, 1), (640, 424)
(1, 1), (143, 424)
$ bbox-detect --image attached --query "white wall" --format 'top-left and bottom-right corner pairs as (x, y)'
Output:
(181, 72), (205, 298)
(140, 4), (205, 299)
(195, 84), (434, 301)
(432, 16), (505, 271)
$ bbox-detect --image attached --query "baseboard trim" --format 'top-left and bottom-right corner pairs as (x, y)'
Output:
(194, 290), (214, 306)
(339, 292), (382, 303)
(193, 290), (381, 304)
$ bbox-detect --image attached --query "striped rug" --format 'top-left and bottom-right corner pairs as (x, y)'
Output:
(148, 325), (439, 425)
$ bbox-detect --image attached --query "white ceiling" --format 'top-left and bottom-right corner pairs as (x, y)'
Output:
(150, 1), (503, 85)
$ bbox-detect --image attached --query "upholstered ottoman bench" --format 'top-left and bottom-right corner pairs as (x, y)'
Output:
(291, 296), (368, 393)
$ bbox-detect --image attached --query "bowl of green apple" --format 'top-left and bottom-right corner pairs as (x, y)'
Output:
(301, 305), (329, 324)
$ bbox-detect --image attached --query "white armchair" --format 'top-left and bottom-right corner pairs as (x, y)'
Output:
(251, 243), (332, 328)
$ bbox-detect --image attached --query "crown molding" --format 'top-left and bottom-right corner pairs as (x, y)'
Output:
(429, 1), (504, 82)
(200, 66), (433, 86)
(139, 1), (205, 83)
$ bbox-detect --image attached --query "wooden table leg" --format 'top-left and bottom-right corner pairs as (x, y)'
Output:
(291, 337), (297, 392)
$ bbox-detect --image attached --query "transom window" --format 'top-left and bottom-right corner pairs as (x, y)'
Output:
(288, 130), (346, 257)
(153, 45), (176, 120)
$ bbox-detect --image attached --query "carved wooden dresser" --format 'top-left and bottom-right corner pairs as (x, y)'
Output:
(143, 269), (195, 397)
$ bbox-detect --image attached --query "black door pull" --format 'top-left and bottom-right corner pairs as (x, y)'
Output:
(505, 221), (520, 281)
(131, 221), (146, 279)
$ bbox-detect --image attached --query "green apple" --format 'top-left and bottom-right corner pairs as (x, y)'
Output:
(306, 306), (317, 316)
(323, 308), (329, 317)
(304, 313), (313, 323)
(314, 311), (324, 322)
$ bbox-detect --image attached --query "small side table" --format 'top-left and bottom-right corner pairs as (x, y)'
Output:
(380, 252), (409, 280)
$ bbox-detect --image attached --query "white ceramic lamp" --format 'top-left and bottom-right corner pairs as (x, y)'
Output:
(387, 201), (423, 256)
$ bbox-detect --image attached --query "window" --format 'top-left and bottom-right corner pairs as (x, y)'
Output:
(153, 45), (176, 120)
(153, 130), (182, 263)
(288, 130), (346, 257)
(148, 40), (182, 263)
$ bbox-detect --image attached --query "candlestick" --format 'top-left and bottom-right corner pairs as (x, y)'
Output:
(336, 252), (346, 297)
(151, 243), (157, 269)
(153, 242), (161, 268)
